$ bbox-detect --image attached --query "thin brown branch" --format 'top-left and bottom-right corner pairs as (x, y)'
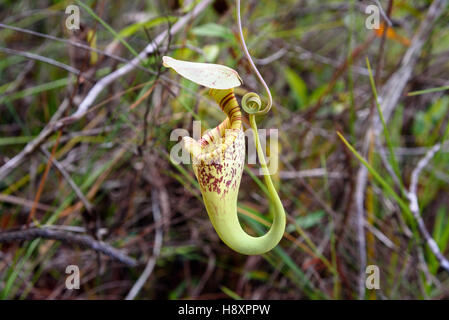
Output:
(0, 46), (85, 78)
(125, 190), (163, 299)
(27, 130), (61, 226)
(0, 23), (151, 74)
(0, 98), (70, 181)
(0, 227), (137, 267)
(40, 147), (93, 213)
(0, 194), (55, 212)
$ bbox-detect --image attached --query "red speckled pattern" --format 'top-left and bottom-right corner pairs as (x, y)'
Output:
(194, 129), (245, 198)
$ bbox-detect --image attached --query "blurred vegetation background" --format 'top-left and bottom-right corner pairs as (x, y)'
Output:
(1, 0), (449, 299)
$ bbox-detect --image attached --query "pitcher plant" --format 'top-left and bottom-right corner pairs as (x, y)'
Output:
(162, 0), (286, 255)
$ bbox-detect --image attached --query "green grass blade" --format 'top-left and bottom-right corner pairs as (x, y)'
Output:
(366, 57), (404, 192)
(407, 86), (449, 96)
(337, 131), (411, 217)
(76, 0), (139, 58)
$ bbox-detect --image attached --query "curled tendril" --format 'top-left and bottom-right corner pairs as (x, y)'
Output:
(241, 92), (262, 114)
(236, 0), (272, 116)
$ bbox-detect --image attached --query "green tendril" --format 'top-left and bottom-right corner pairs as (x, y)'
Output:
(241, 92), (262, 114)
(234, 0), (286, 254)
(236, 0), (272, 116)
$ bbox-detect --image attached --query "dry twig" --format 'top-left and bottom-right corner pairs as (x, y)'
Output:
(125, 191), (163, 299)
(0, 227), (137, 267)
(407, 144), (449, 273)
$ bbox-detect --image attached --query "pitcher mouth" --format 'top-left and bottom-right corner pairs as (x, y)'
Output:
(182, 88), (243, 164)
(183, 123), (242, 165)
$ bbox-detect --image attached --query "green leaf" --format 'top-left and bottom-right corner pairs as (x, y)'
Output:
(118, 16), (177, 38)
(434, 206), (449, 254)
(220, 286), (243, 300)
(0, 136), (34, 146)
(203, 44), (220, 62)
(413, 97), (449, 144)
(429, 206), (449, 274)
(192, 23), (234, 40)
(286, 210), (325, 232)
(169, 280), (187, 299)
(285, 67), (308, 109)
